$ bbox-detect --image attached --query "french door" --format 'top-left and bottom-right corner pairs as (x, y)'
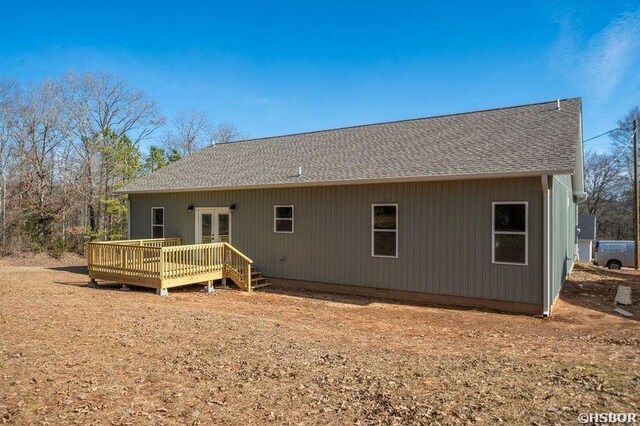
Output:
(195, 208), (231, 244)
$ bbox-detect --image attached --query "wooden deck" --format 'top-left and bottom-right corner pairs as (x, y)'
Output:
(87, 238), (253, 292)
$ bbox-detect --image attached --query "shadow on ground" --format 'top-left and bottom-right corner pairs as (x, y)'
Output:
(48, 265), (88, 275)
(46, 261), (638, 320)
(51, 267), (526, 316)
(259, 285), (531, 316)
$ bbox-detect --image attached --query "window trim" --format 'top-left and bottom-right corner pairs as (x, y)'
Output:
(151, 207), (164, 238)
(274, 205), (294, 234)
(371, 203), (398, 259)
(492, 201), (528, 266)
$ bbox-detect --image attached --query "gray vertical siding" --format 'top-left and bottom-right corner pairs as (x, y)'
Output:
(129, 177), (543, 304)
(549, 174), (577, 301)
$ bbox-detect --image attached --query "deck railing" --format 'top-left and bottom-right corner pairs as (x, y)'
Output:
(161, 243), (226, 280)
(105, 237), (182, 247)
(87, 242), (162, 279)
(87, 238), (254, 291)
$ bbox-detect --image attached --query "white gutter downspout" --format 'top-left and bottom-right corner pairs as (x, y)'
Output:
(542, 175), (551, 317)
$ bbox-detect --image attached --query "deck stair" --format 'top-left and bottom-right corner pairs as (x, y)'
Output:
(250, 270), (272, 290)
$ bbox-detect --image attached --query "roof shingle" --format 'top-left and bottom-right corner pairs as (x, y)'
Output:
(120, 98), (581, 193)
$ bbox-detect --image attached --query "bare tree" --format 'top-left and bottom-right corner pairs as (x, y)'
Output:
(6, 79), (69, 246)
(609, 106), (640, 181)
(0, 71), (243, 254)
(581, 149), (634, 239)
(0, 80), (18, 246)
(62, 71), (163, 235)
(212, 121), (243, 144)
(162, 111), (244, 156)
(583, 151), (624, 216)
(162, 109), (214, 156)
(588, 105), (640, 239)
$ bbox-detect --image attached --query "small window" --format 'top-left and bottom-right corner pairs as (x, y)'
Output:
(152, 207), (164, 238)
(492, 202), (527, 265)
(372, 204), (397, 258)
(274, 205), (294, 233)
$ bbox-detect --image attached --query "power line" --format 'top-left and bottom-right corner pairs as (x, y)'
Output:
(583, 127), (620, 143)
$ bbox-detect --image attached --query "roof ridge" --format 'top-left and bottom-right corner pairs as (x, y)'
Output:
(208, 97), (581, 148)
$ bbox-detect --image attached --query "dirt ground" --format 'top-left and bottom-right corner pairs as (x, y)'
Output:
(0, 252), (85, 268)
(1, 256), (638, 425)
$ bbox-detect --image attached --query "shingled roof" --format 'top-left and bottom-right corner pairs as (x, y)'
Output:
(119, 98), (582, 193)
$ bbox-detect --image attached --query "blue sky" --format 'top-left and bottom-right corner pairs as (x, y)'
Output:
(1, 0), (639, 152)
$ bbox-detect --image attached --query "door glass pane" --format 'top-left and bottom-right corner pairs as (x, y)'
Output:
(494, 234), (526, 263)
(201, 214), (212, 241)
(152, 225), (163, 238)
(153, 208), (163, 225)
(218, 214), (229, 242)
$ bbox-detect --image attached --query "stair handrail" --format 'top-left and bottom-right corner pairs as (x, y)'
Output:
(222, 242), (253, 292)
(223, 242), (253, 264)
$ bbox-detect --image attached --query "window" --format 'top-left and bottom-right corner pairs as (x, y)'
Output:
(372, 204), (398, 258)
(602, 243), (624, 252)
(492, 202), (527, 265)
(152, 207), (164, 238)
(274, 205), (294, 233)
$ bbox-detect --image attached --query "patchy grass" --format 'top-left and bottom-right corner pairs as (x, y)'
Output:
(0, 260), (638, 424)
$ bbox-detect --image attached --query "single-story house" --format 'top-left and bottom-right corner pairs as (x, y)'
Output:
(577, 214), (597, 262)
(117, 98), (586, 315)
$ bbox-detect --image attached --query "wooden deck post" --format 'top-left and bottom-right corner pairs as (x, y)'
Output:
(246, 262), (252, 292)
(159, 246), (165, 282)
(221, 243), (228, 288)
